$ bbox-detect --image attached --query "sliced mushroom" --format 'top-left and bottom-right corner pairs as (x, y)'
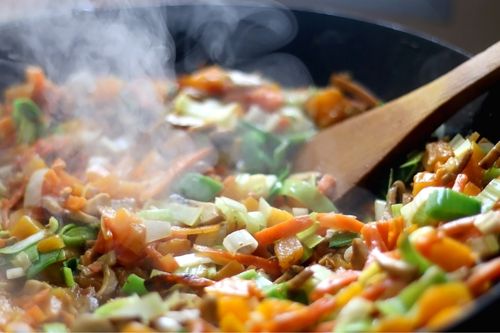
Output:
(66, 211), (100, 225)
(83, 193), (111, 216)
(41, 196), (64, 216)
(479, 141), (500, 169)
(350, 239), (369, 270)
(372, 250), (417, 280)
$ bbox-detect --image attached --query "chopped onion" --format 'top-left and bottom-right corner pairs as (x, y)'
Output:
(258, 197), (272, 219)
(223, 229), (258, 254)
(468, 234), (499, 258)
(374, 199), (386, 221)
(400, 187), (438, 225)
(143, 219), (172, 243)
(11, 251), (32, 270)
(474, 211), (500, 234)
(24, 168), (49, 207)
(246, 211), (266, 234)
(292, 207), (309, 217)
(6, 267), (25, 279)
(174, 253), (213, 268)
(477, 179), (500, 212)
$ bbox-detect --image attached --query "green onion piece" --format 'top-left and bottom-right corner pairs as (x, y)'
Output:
(280, 178), (337, 213)
(398, 151), (423, 183)
(414, 188), (481, 225)
(374, 199), (386, 221)
(23, 244), (40, 263)
(391, 204), (403, 218)
(0, 230), (45, 254)
(139, 204), (203, 227)
(122, 273), (148, 295)
(484, 167), (500, 183)
(27, 249), (64, 278)
(329, 232), (359, 248)
(42, 322), (69, 333)
(237, 269), (258, 280)
(60, 225), (97, 247)
(399, 234), (431, 274)
(12, 98), (43, 144)
(62, 267), (75, 288)
(47, 217), (60, 234)
(477, 179), (500, 212)
(263, 283), (288, 299)
(174, 173), (223, 202)
(301, 234), (324, 249)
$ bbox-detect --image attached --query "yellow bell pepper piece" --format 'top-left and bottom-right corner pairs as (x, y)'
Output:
(426, 305), (464, 331)
(9, 215), (43, 240)
(427, 237), (476, 272)
(220, 313), (246, 332)
(267, 208), (294, 227)
(375, 315), (415, 332)
(217, 296), (250, 323)
(335, 282), (363, 308)
(121, 322), (155, 333)
(242, 197), (259, 211)
(415, 282), (472, 327)
(37, 235), (65, 253)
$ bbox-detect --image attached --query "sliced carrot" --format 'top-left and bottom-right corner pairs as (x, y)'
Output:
(194, 244), (281, 277)
(145, 245), (179, 273)
(169, 224), (221, 237)
(264, 296), (337, 332)
(438, 216), (481, 239)
(463, 182), (482, 196)
(310, 270), (360, 301)
(254, 215), (313, 247)
(361, 223), (388, 251)
(25, 304), (47, 325)
(467, 257), (500, 296)
(316, 213), (365, 233)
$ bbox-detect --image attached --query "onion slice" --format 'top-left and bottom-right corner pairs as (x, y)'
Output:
(24, 168), (49, 208)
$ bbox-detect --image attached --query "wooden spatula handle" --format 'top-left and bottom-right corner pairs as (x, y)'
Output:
(295, 41), (500, 200)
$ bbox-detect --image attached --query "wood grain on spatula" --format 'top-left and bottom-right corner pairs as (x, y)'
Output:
(294, 41), (500, 200)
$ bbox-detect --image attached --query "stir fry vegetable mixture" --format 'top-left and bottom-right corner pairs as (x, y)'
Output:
(0, 66), (499, 332)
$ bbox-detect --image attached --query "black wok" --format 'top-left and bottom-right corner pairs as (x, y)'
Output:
(0, 3), (498, 331)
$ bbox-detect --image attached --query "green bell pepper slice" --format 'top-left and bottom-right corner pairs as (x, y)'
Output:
(174, 173), (223, 202)
(280, 178), (337, 213)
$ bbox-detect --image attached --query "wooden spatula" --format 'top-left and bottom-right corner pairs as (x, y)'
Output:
(294, 41), (500, 200)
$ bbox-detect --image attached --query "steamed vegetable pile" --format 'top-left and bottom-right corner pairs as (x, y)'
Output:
(0, 66), (499, 332)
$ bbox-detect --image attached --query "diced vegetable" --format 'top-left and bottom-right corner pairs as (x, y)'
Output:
(142, 220), (172, 243)
(42, 323), (69, 333)
(0, 230), (45, 254)
(6, 267), (25, 279)
(274, 236), (304, 269)
(254, 215), (313, 247)
(37, 235), (65, 253)
(474, 211), (500, 234)
(9, 215), (43, 240)
(174, 173), (222, 202)
(60, 224), (98, 247)
(27, 249), (65, 278)
(12, 98), (43, 144)
(477, 179), (500, 212)
(122, 274), (148, 295)
(280, 178), (337, 213)
(223, 229), (258, 254)
(329, 232), (359, 248)
(62, 267), (75, 288)
(413, 188), (481, 226)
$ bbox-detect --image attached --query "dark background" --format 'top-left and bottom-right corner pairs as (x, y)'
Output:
(277, 0), (500, 54)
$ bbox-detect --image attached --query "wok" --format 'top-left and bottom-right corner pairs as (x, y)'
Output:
(0, 3), (498, 331)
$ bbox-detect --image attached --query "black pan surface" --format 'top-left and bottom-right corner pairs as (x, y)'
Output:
(0, 3), (498, 331)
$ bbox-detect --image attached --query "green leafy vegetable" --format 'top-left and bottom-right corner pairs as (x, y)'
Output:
(174, 173), (223, 202)
(280, 178), (337, 213)
(27, 249), (65, 278)
(12, 98), (44, 144)
(329, 232), (359, 248)
(122, 273), (148, 296)
(60, 224), (98, 247)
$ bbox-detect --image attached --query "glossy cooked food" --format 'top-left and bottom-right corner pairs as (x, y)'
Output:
(0, 66), (499, 332)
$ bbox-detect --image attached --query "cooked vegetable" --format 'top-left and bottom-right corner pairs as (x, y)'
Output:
(0, 65), (498, 333)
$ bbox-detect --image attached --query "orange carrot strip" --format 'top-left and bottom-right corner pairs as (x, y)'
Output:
(140, 147), (212, 201)
(193, 244), (281, 277)
(310, 270), (360, 301)
(467, 257), (500, 296)
(316, 213), (365, 233)
(439, 216), (481, 238)
(254, 215), (313, 247)
(361, 223), (388, 251)
(265, 296), (337, 332)
(169, 224), (221, 237)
